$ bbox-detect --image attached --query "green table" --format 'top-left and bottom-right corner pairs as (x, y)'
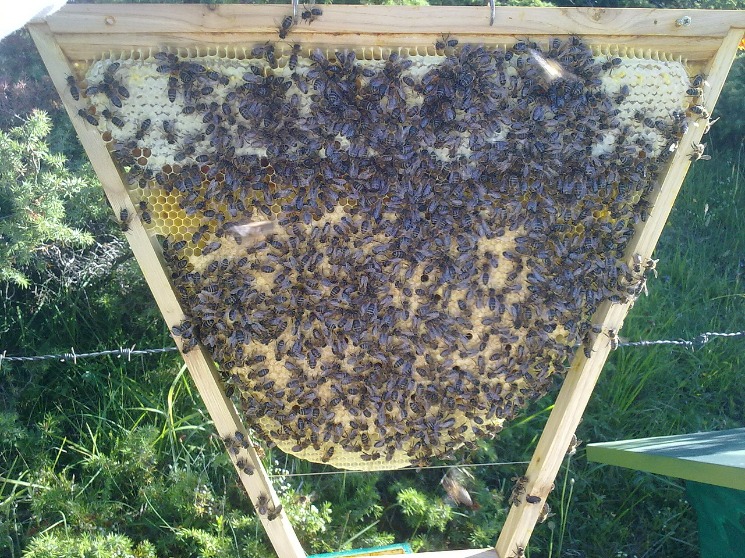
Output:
(587, 428), (745, 558)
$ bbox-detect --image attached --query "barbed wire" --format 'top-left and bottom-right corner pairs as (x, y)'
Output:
(1, 330), (744, 367)
(0, 345), (178, 365)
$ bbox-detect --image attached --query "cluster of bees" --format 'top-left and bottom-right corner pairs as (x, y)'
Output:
(73, 33), (706, 470)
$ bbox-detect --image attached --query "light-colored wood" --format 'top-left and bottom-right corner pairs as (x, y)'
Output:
(38, 5), (745, 64)
(27, 22), (306, 558)
(494, 26), (744, 558)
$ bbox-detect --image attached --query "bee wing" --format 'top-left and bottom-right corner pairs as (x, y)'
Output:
(528, 49), (577, 83)
(227, 220), (278, 240)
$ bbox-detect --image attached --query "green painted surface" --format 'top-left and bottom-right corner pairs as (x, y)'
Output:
(586, 428), (745, 491)
(686, 481), (745, 558)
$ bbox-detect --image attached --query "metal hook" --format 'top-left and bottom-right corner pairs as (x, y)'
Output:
(489, 0), (496, 26)
(292, 0), (299, 22)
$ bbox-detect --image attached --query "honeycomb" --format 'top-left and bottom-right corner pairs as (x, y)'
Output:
(75, 37), (696, 470)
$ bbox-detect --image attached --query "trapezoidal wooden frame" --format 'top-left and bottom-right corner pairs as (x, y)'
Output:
(28, 5), (745, 558)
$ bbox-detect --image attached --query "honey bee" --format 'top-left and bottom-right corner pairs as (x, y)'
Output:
(278, 15), (294, 39)
(163, 120), (177, 144)
(267, 503), (283, 521)
(606, 328), (620, 350)
(689, 104), (710, 120)
(601, 56), (622, 74)
(77, 108), (98, 126)
(435, 34), (458, 51)
(537, 502), (553, 524)
(118, 208), (131, 232)
(441, 468), (478, 509)
(567, 433), (581, 456)
(236, 457), (255, 476)
(66, 75), (80, 101)
(255, 494), (269, 515)
(689, 142), (711, 162)
(301, 4), (322, 24)
(101, 109), (125, 128)
(138, 200), (153, 224)
(167, 76), (178, 103)
(509, 475), (528, 506)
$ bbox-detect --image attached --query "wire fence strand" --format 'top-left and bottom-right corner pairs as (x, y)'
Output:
(1, 330), (744, 366)
(268, 459), (532, 479)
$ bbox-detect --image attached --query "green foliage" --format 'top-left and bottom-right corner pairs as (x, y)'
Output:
(711, 54), (745, 151)
(23, 532), (148, 558)
(0, 110), (95, 287)
(396, 486), (453, 533)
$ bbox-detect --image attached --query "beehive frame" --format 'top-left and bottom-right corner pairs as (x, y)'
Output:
(28, 5), (744, 558)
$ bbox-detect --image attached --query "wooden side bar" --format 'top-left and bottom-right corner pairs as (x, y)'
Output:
(38, 5), (745, 63)
(27, 22), (307, 558)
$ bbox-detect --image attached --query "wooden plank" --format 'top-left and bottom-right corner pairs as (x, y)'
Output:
(36, 5), (745, 64)
(586, 428), (745, 491)
(52, 33), (724, 66)
(39, 5), (745, 38)
(494, 27), (745, 558)
(27, 22), (307, 558)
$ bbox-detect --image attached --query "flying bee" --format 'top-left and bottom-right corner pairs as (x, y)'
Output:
(278, 15), (294, 39)
(689, 142), (711, 161)
(226, 220), (278, 243)
(441, 467), (478, 509)
(66, 75), (80, 100)
(77, 108), (98, 126)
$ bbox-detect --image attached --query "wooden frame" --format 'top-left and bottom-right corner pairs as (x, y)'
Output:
(28, 6), (745, 558)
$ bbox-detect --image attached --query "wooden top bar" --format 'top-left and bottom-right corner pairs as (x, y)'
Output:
(35, 5), (745, 63)
(586, 428), (745, 491)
